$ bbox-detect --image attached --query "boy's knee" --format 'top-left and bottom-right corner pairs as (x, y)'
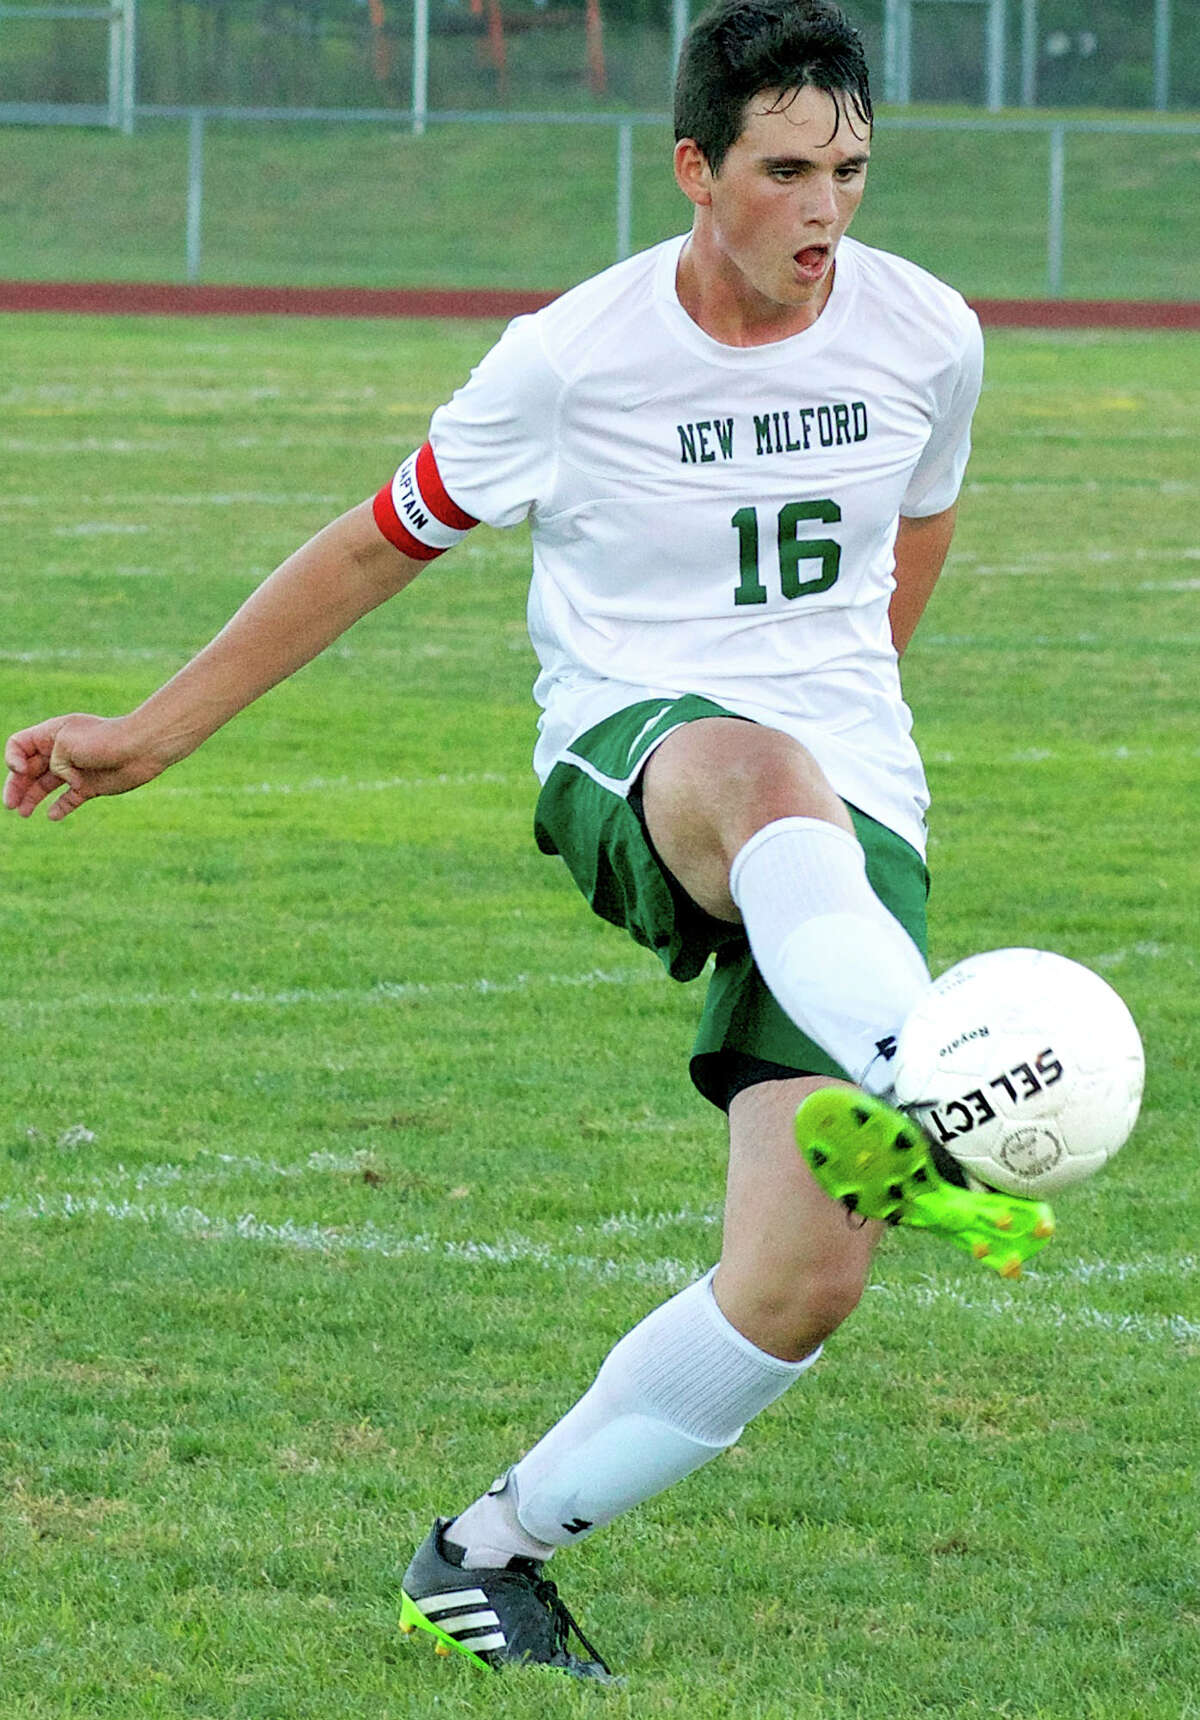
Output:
(715, 1254), (869, 1364)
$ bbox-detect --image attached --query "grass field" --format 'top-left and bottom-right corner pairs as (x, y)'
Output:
(3, 113), (1199, 298)
(0, 313), (1198, 1718)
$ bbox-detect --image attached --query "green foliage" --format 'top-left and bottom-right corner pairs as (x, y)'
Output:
(0, 315), (1198, 1715)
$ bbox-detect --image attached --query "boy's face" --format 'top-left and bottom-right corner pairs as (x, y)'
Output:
(676, 85), (870, 319)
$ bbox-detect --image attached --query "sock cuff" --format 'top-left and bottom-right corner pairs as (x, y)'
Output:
(699, 1267), (823, 1378)
(729, 816), (865, 909)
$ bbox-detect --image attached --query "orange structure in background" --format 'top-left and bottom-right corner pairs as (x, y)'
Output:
(468, 0), (605, 97)
(368, 0), (607, 100)
(486, 0), (509, 91)
(585, 0), (605, 92)
(368, 0), (391, 81)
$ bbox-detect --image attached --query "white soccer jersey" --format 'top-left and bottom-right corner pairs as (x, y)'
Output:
(383, 233), (983, 856)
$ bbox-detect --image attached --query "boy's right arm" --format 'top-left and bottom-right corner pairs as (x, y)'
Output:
(3, 499), (426, 822)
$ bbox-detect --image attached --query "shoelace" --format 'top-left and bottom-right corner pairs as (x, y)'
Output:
(531, 1574), (612, 1675)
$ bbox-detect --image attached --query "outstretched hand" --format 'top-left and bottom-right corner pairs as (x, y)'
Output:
(3, 714), (166, 821)
(4, 505), (420, 825)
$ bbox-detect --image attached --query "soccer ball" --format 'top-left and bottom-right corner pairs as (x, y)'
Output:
(891, 948), (1145, 1198)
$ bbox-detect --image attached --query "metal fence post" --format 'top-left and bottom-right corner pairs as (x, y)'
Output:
(186, 107), (204, 283)
(413, 0), (429, 137)
(897, 0), (912, 106)
(986, 0), (1006, 111)
(670, 0), (688, 89)
(120, 0), (135, 132)
(1046, 122), (1065, 296)
(615, 119), (633, 262)
(1020, 0), (1037, 107)
(1153, 0), (1170, 110)
(882, 0), (898, 103)
(107, 0), (122, 129)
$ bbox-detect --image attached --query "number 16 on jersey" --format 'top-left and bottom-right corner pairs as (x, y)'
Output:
(732, 499), (842, 606)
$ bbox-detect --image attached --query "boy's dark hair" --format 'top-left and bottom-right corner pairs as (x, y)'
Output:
(674, 0), (872, 174)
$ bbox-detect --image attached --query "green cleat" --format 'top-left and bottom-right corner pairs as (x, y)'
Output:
(795, 1088), (1056, 1278)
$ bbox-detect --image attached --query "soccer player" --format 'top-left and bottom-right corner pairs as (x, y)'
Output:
(4, 0), (1054, 1680)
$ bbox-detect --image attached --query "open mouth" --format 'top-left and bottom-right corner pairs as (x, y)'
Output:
(793, 245), (830, 281)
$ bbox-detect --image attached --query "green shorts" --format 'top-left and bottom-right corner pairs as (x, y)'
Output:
(533, 695), (930, 1111)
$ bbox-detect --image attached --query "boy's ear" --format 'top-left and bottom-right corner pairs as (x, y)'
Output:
(673, 138), (714, 207)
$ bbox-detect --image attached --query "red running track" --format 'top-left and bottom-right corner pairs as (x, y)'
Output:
(1, 279), (1197, 328)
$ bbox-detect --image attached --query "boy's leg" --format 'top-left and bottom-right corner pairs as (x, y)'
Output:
(402, 711), (942, 1673)
(401, 1077), (873, 1671)
(642, 720), (1055, 1273)
(455, 1075), (869, 1549)
(642, 718), (932, 1094)
(713, 1075), (879, 1357)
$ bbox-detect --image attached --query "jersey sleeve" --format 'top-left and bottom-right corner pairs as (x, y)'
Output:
(899, 311), (984, 519)
(425, 313), (562, 530)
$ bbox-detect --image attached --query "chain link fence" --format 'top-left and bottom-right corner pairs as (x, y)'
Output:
(2, 0), (1196, 301)
(0, 0), (1196, 112)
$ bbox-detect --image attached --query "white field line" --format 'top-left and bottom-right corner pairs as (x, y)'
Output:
(14, 749), (1198, 791)
(0, 437), (385, 454)
(0, 1193), (698, 1291)
(1, 438), (161, 453)
(958, 574), (1200, 588)
(0, 385), (294, 404)
(5, 492), (342, 510)
(964, 478), (1196, 496)
(0, 965), (666, 1020)
(153, 769), (516, 800)
(19, 1143), (1194, 1294)
(31, 1138), (1197, 1293)
(1, 438), (188, 454)
(36, 1140), (1200, 1298)
(0, 386), (407, 410)
(0, 646), (189, 664)
(0, 1186), (1195, 1343)
(982, 429), (1191, 441)
(920, 632), (1200, 650)
(0, 762), (517, 800)
(953, 545), (1199, 574)
(44, 1154), (713, 1202)
(931, 745), (1200, 767)
(6, 639), (1198, 669)
(0, 643), (517, 665)
(40, 1147), (394, 1192)
(1059, 1253), (1200, 1285)
(41, 564), (169, 579)
(0, 925), (1110, 1015)
(0, 710), (1190, 788)
(26, 546), (484, 581)
(1092, 941), (1190, 971)
(52, 522), (150, 537)
(868, 1281), (1200, 1346)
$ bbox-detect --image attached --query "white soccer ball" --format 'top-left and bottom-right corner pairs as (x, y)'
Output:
(892, 948), (1145, 1198)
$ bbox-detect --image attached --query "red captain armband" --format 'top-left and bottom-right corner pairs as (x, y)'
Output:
(373, 442), (479, 561)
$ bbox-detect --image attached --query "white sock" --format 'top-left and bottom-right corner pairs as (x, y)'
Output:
(447, 1473), (559, 1569)
(728, 815), (931, 1093)
(448, 1272), (819, 1566)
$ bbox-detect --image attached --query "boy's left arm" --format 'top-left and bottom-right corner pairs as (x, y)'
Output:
(889, 503), (958, 656)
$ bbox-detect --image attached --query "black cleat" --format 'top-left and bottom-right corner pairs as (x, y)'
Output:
(399, 1519), (614, 1680)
